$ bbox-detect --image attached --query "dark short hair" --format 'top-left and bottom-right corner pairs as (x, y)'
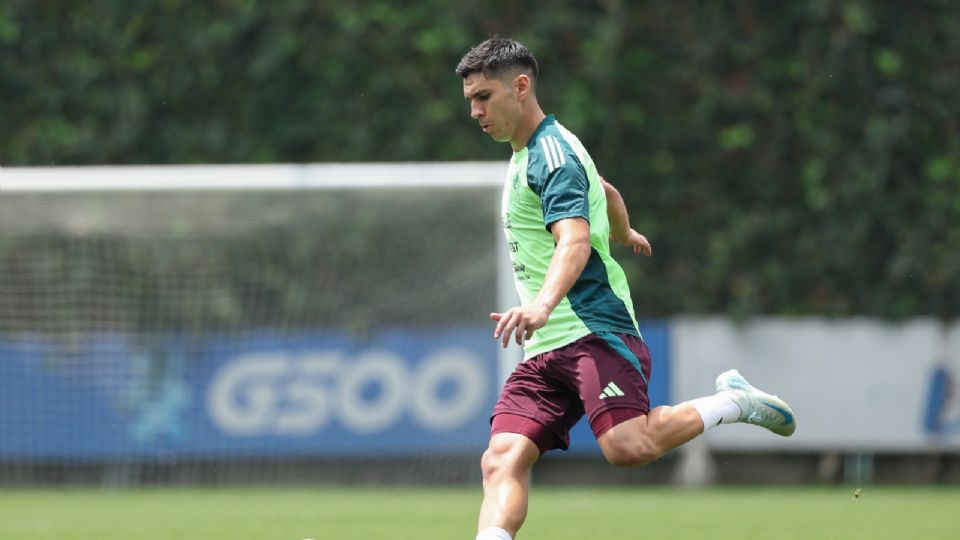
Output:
(455, 37), (539, 82)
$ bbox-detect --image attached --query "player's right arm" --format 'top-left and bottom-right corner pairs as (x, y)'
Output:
(601, 176), (652, 256)
(491, 217), (591, 347)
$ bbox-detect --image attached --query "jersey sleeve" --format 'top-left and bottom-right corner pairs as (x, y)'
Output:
(528, 135), (590, 230)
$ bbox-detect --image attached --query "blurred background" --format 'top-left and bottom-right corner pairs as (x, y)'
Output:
(1, 0), (960, 505)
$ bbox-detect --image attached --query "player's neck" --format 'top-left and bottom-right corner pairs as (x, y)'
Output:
(510, 106), (547, 153)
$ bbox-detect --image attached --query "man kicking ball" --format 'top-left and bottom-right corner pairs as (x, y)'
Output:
(456, 37), (796, 540)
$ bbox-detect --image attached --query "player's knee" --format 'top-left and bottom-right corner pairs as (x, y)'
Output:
(480, 437), (520, 482)
(479, 448), (499, 482)
(601, 434), (661, 467)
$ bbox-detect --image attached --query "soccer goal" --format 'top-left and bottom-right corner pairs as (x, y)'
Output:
(0, 163), (520, 485)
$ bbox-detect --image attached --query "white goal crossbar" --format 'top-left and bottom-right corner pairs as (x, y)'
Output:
(0, 162), (507, 191)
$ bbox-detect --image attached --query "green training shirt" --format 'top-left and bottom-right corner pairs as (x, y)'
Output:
(502, 114), (640, 360)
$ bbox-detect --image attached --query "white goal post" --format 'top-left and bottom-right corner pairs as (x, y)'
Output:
(0, 162), (522, 383)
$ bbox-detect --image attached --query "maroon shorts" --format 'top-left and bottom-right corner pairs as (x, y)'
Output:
(491, 332), (652, 454)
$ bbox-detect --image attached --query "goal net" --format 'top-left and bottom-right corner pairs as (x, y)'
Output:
(0, 163), (517, 486)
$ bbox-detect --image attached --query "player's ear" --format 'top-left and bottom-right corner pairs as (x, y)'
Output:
(515, 73), (532, 99)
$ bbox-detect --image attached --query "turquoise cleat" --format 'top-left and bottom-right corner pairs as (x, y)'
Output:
(716, 369), (797, 437)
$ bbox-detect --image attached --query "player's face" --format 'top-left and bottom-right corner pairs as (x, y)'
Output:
(463, 72), (522, 144)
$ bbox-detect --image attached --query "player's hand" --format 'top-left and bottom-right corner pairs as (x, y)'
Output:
(490, 304), (551, 348)
(613, 228), (652, 256)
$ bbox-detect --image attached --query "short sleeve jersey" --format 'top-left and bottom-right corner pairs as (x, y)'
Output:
(502, 115), (640, 359)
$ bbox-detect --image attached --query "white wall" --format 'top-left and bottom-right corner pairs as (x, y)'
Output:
(672, 317), (960, 451)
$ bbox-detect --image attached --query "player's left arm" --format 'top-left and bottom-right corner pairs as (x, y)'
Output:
(601, 176), (652, 256)
(491, 217), (591, 347)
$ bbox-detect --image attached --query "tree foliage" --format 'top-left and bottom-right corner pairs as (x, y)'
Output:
(2, 1), (959, 319)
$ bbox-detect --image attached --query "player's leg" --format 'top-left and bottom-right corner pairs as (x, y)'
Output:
(573, 333), (795, 467)
(597, 373), (795, 467)
(476, 428), (541, 539)
(551, 332), (679, 466)
(477, 354), (577, 540)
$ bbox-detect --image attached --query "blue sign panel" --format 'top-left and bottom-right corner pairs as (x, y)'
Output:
(0, 330), (498, 459)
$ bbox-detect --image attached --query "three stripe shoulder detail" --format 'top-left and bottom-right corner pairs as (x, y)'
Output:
(537, 134), (567, 173)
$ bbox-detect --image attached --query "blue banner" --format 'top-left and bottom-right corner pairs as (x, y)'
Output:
(0, 330), (498, 459)
(0, 324), (670, 459)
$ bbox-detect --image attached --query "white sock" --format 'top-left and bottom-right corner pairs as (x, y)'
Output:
(476, 527), (512, 540)
(686, 392), (742, 432)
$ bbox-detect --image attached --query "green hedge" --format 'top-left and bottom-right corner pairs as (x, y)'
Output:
(2, 1), (959, 319)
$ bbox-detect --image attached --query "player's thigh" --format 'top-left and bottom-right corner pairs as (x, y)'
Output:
(569, 333), (652, 439)
(492, 357), (582, 453)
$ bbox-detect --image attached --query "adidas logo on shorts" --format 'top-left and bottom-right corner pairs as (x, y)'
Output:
(598, 381), (625, 400)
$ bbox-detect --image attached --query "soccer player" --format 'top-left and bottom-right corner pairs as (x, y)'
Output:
(456, 37), (797, 540)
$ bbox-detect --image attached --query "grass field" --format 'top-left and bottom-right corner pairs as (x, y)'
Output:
(0, 486), (958, 540)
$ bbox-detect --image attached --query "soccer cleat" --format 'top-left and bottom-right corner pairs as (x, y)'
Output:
(716, 369), (796, 437)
